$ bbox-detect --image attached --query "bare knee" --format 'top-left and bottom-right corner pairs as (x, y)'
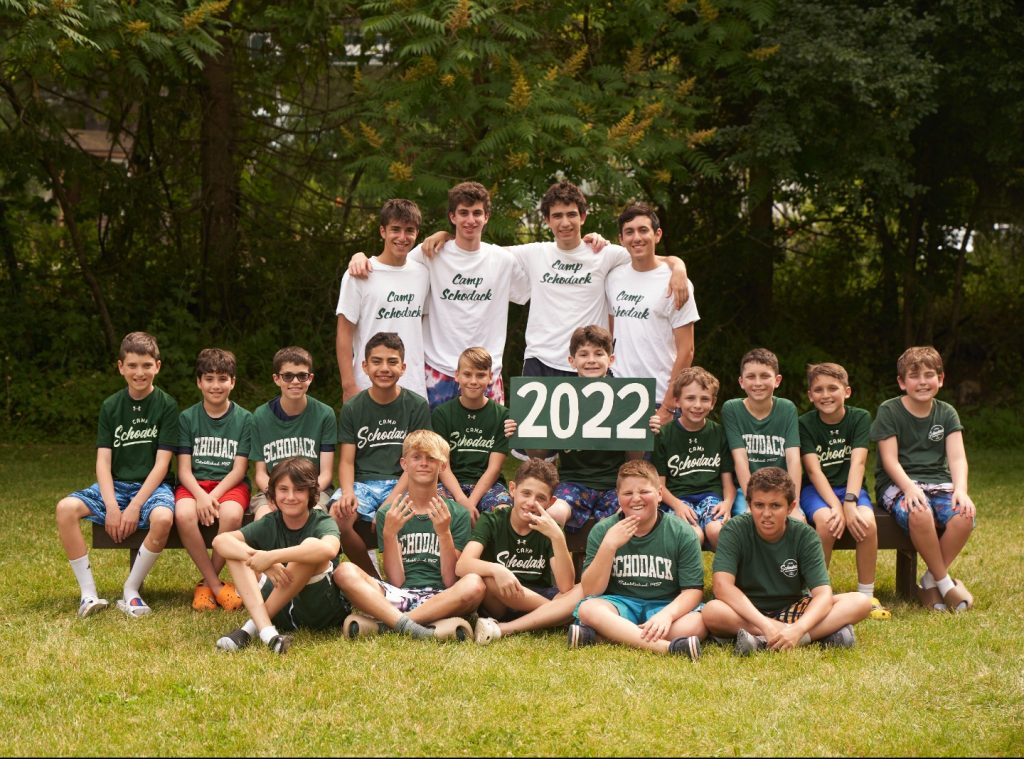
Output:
(147, 507), (174, 543)
(56, 497), (85, 524)
(218, 503), (244, 530)
(174, 501), (197, 526)
(332, 560), (364, 588)
(456, 573), (486, 605)
(577, 599), (609, 627)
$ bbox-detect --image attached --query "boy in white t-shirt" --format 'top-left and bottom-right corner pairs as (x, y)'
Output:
(606, 202), (698, 423)
(336, 199), (429, 402)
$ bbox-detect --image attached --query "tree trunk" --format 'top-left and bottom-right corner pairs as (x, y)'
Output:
(745, 167), (775, 336)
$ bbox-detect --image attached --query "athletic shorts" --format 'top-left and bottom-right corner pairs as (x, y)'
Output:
(554, 482), (620, 533)
(731, 488), (750, 516)
(251, 489), (331, 513)
(425, 363), (505, 409)
(761, 595), (813, 623)
(574, 593), (702, 624)
(660, 491), (726, 529)
(799, 485), (871, 522)
(438, 482), (512, 513)
(376, 581), (439, 613)
(339, 479), (400, 521)
(260, 567), (351, 632)
(73, 481), (175, 528)
(880, 482), (973, 532)
(174, 480), (251, 509)
(499, 586), (560, 621)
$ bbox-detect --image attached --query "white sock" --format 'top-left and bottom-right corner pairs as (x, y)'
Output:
(123, 545), (161, 600)
(242, 619), (258, 636)
(935, 575), (955, 597)
(920, 570), (936, 589)
(259, 625), (280, 644)
(70, 555), (98, 600)
(857, 583), (875, 599)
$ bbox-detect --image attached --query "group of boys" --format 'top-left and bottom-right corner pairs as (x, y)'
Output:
(55, 178), (978, 656)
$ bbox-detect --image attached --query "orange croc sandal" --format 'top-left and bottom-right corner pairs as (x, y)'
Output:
(215, 582), (243, 611)
(192, 583), (218, 611)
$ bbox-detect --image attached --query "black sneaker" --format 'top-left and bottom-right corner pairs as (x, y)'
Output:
(267, 633), (293, 654)
(818, 623), (856, 649)
(734, 628), (767, 656)
(567, 623), (597, 648)
(216, 627), (252, 652)
(668, 635), (702, 660)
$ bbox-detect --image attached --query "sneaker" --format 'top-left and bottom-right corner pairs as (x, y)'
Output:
(710, 635), (733, 646)
(668, 635), (702, 660)
(77, 596), (109, 619)
(567, 622), (596, 649)
(216, 627), (252, 652)
(474, 617), (502, 646)
(819, 623), (856, 649)
(116, 596), (152, 618)
(267, 633), (293, 654)
(734, 628), (767, 656)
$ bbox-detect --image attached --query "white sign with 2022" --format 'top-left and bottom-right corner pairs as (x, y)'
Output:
(509, 376), (655, 451)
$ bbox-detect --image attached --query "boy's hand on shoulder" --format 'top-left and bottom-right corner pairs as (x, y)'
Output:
(526, 508), (562, 540)
(421, 230), (450, 257)
(383, 494), (416, 537)
(582, 232), (607, 252)
(639, 608), (675, 642)
(604, 514), (640, 550)
(347, 252), (371, 278)
(427, 496), (452, 534)
(952, 490), (976, 520)
(492, 565), (524, 600)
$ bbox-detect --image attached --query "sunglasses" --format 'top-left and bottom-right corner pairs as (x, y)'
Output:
(276, 372), (312, 383)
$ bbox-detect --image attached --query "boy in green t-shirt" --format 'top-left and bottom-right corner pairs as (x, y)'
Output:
(569, 460), (705, 658)
(432, 346), (514, 523)
(332, 430), (483, 641)
(799, 362), (888, 619)
(456, 459), (582, 645)
(250, 346), (336, 517)
(702, 467), (871, 655)
(213, 457), (350, 654)
(870, 346), (976, 612)
(330, 332), (433, 577)
(721, 347), (803, 519)
(56, 332), (179, 618)
(175, 348), (253, 612)
(653, 366), (735, 549)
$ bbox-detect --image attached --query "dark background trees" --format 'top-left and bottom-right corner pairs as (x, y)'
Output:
(1, 0), (1021, 437)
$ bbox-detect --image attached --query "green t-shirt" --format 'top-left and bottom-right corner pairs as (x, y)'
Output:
(177, 401), (253, 482)
(470, 508), (555, 588)
(251, 395), (337, 474)
(375, 498), (471, 589)
(583, 512), (704, 601)
(712, 513), (830, 612)
(558, 448), (626, 492)
(653, 418), (734, 497)
(339, 389), (431, 481)
(798, 406), (871, 489)
(96, 386), (179, 484)
(240, 508), (340, 556)
(431, 398), (510, 484)
(722, 397), (800, 473)
(870, 397), (963, 499)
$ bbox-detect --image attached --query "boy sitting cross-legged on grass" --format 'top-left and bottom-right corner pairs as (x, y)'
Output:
(56, 331), (179, 618)
(213, 457), (350, 654)
(653, 367), (736, 549)
(250, 346), (337, 517)
(569, 460), (706, 658)
(702, 467), (871, 655)
(799, 362), (888, 619)
(330, 331), (433, 577)
(175, 348), (253, 612)
(871, 346), (976, 613)
(456, 458), (583, 645)
(431, 346), (514, 523)
(332, 430), (484, 641)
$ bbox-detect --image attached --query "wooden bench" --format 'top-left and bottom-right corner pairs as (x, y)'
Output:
(92, 506), (917, 599)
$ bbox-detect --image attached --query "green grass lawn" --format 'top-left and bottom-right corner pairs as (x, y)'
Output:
(2, 445), (1022, 756)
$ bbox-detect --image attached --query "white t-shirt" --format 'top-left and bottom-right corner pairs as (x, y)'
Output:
(336, 257), (429, 398)
(411, 242), (529, 377)
(509, 241), (631, 371)
(605, 264), (699, 403)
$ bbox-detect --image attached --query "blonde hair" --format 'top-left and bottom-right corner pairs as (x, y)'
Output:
(616, 459), (660, 490)
(457, 347), (493, 372)
(402, 429), (450, 463)
(897, 346), (943, 379)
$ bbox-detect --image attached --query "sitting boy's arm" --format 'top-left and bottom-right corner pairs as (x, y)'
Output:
(581, 517), (638, 596)
(96, 448), (121, 538)
(785, 447), (802, 492)
(429, 498), (461, 587)
(178, 453), (216, 526)
(438, 466), (475, 520)
(711, 570), (775, 635)
(336, 444), (357, 513)
(945, 431), (976, 518)
(802, 453), (844, 538)
(659, 476), (697, 524)
(212, 530), (256, 562)
(248, 535), (341, 573)
(638, 588), (704, 642)
(210, 455), (249, 499)
(456, 540), (524, 600)
(731, 449), (752, 495)
(525, 509), (575, 593)
(118, 449), (173, 542)
(318, 449), (335, 496)
(713, 473), (736, 521)
(336, 315), (360, 403)
(877, 437), (928, 511)
(766, 584), (833, 652)
(254, 461), (270, 498)
(462, 452), (506, 515)
(842, 447), (871, 541)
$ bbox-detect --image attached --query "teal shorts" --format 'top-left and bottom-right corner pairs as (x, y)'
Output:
(574, 594), (694, 625)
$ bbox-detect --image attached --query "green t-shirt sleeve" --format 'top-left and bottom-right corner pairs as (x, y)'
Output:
(711, 519), (741, 576)
(412, 397), (432, 432)
(240, 517), (272, 551)
(177, 408), (193, 452)
(158, 397), (179, 450)
(799, 527), (831, 590)
(493, 404), (511, 455)
(780, 399), (800, 449)
(652, 431), (668, 475)
(582, 518), (609, 573)
(250, 408), (268, 462)
(236, 411), (253, 459)
(374, 505), (388, 547)
(431, 406), (450, 441)
(450, 501), (471, 551)
(718, 426), (735, 474)
(319, 403), (338, 447)
(850, 408), (871, 450)
(798, 413), (817, 457)
(311, 511), (342, 541)
(869, 401), (898, 442)
(721, 400), (745, 451)
(941, 402), (964, 436)
(470, 510), (496, 547)
(338, 404), (356, 445)
(674, 524), (705, 590)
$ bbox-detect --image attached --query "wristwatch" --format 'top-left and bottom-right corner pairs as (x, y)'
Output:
(843, 492), (858, 503)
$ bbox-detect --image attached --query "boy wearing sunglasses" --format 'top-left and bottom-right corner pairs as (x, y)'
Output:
(250, 346), (338, 518)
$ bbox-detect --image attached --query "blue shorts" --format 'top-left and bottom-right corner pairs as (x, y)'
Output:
(439, 482), (512, 512)
(574, 594), (702, 624)
(425, 363), (505, 410)
(554, 482), (620, 533)
(330, 479), (399, 521)
(660, 492), (725, 529)
(731, 488), (749, 516)
(880, 482), (973, 532)
(72, 481), (175, 528)
(800, 485), (872, 522)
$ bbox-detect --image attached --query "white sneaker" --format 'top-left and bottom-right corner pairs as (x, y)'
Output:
(474, 617), (502, 645)
(77, 597), (109, 619)
(116, 597), (152, 618)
